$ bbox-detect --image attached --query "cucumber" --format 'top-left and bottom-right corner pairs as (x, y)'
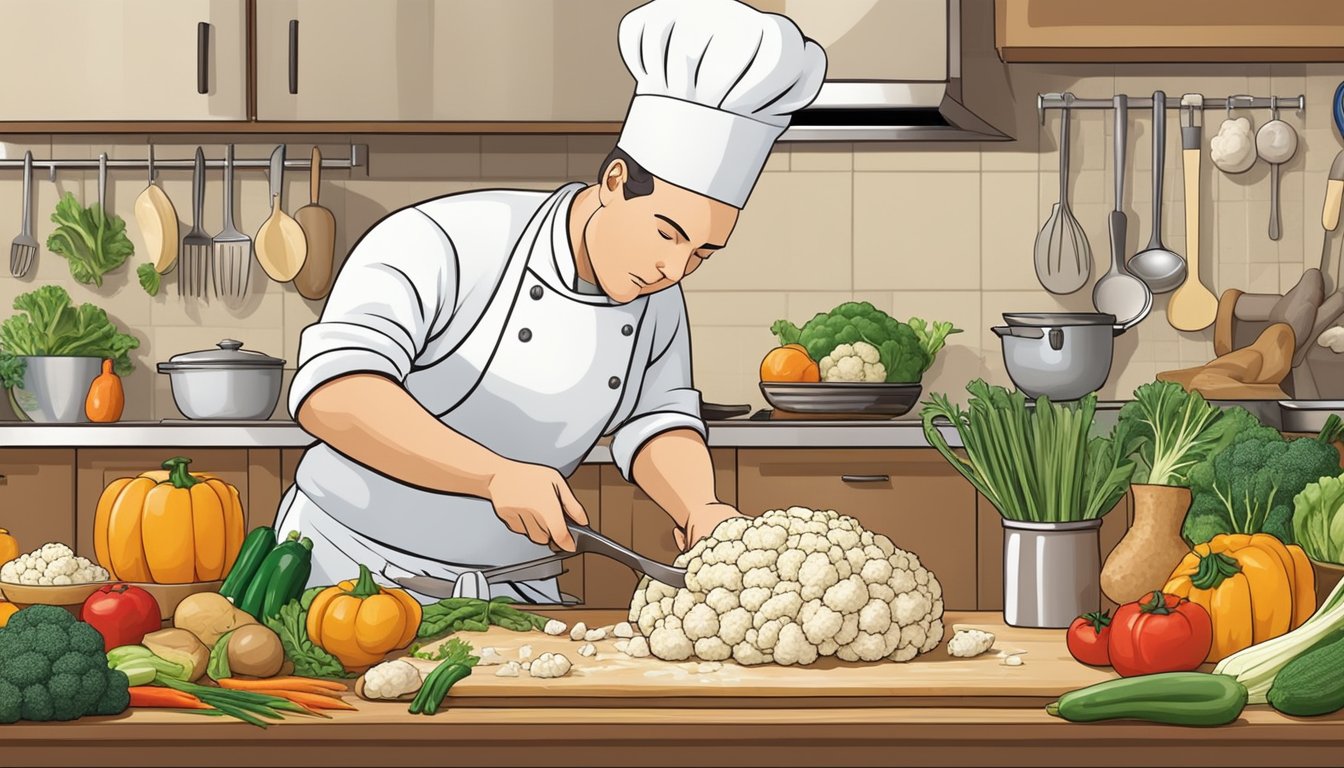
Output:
(1047, 672), (1247, 727)
(1267, 631), (1344, 716)
(238, 530), (306, 619)
(218, 526), (276, 603)
(260, 535), (314, 619)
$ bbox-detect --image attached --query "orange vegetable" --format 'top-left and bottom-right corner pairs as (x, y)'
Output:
(760, 345), (820, 383)
(0, 601), (17, 628)
(93, 457), (246, 583)
(306, 564), (422, 671)
(248, 689), (355, 711)
(0, 527), (18, 565)
(218, 676), (347, 694)
(84, 359), (125, 423)
(128, 686), (212, 709)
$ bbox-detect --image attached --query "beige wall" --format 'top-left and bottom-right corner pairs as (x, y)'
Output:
(0, 62), (1338, 420)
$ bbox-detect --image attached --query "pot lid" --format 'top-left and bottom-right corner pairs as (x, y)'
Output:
(159, 339), (285, 371)
(1003, 312), (1117, 327)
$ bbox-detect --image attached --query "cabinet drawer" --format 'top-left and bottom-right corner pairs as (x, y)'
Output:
(0, 449), (76, 558)
(737, 449), (977, 611)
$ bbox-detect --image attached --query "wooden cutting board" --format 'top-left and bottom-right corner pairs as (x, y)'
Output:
(385, 611), (1115, 708)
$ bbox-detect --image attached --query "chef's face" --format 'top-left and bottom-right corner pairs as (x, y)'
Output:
(588, 158), (739, 303)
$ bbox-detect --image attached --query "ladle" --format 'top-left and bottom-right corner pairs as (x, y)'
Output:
(1128, 91), (1188, 294)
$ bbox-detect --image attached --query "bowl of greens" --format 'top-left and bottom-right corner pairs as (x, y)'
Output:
(0, 286), (140, 422)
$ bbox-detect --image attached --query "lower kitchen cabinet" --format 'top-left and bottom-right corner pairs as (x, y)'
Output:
(73, 449), (284, 560)
(0, 450), (76, 555)
(736, 448), (978, 611)
(590, 450), (737, 609)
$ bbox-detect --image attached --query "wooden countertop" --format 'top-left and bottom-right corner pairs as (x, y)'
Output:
(4, 611), (1340, 768)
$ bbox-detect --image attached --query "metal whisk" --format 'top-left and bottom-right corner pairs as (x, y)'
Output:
(1034, 101), (1092, 295)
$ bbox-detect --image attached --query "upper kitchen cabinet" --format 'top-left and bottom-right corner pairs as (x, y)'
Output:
(996, 0), (1344, 62)
(255, 0), (636, 122)
(0, 0), (247, 120)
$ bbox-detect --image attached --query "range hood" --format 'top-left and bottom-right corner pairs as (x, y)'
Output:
(775, 0), (1009, 142)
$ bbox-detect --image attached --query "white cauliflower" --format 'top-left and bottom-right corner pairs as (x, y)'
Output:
(528, 653), (572, 679)
(948, 628), (996, 658)
(577, 643), (597, 657)
(1210, 116), (1256, 173)
(818, 342), (886, 382)
(476, 646), (506, 666)
(612, 622), (635, 638)
(1319, 326), (1344, 354)
(584, 627), (608, 642)
(0, 542), (108, 585)
(569, 622), (588, 641)
(543, 619), (568, 636)
(629, 506), (944, 667)
(518, 644), (534, 660)
(363, 660), (423, 699)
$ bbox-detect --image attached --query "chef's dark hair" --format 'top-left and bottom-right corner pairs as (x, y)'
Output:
(600, 147), (655, 199)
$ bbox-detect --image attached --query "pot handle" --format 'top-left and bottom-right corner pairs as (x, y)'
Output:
(992, 325), (1045, 340)
(1048, 328), (1064, 351)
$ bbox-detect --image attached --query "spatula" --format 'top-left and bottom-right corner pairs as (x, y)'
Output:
(179, 148), (211, 297)
(292, 147), (337, 299)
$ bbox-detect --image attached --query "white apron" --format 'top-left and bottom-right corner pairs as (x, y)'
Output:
(276, 184), (650, 604)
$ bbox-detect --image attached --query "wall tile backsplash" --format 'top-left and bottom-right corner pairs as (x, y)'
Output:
(0, 63), (1340, 420)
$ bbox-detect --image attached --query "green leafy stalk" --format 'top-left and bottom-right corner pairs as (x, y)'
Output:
(1294, 475), (1344, 564)
(1118, 382), (1233, 487)
(0, 285), (139, 389)
(264, 594), (355, 679)
(137, 263), (161, 296)
(46, 192), (134, 287)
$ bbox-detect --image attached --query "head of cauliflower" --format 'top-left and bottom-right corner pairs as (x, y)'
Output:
(819, 342), (886, 382)
(628, 506), (944, 666)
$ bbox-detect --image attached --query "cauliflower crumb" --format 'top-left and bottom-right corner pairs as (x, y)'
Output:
(696, 662), (723, 674)
(1003, 655), (1024, 667)
(577, 643), (597, 657)
(569, 622), (588, 641)
(625, 636), (652, 658)
(518, 644), (534, 661)
(496, 661), (522, 678)
(543, 619), (568, 636)
(612, 622), (635, 638)
(947, 628), (995, 658)
(529, 653), (572, 679)
(363, 660), (422, 699)
(584, 627), (609, 642)
(476, 646), (505, 666)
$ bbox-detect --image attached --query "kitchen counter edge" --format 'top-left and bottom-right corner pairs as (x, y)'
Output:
(0, 420), (963, 456)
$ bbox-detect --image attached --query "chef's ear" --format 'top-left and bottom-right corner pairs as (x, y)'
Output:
(599, 158), (628, 204)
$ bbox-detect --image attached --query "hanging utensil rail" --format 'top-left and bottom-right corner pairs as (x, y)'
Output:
(0, 143), (365, 181)
(1037, 93), (1304, 124)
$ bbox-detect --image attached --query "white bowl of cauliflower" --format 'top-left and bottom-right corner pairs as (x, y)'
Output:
(0, 542), (111, 609)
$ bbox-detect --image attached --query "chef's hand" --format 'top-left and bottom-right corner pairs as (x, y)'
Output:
(488, 461), (589, 552)
(674, 503), (745, 551)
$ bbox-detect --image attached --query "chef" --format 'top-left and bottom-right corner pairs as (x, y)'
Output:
(275, 0), (827, 603)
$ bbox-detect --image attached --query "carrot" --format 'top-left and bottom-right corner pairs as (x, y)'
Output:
(129, 686), (212, 710)
(217, 677), (347, 694)
(250, 689), (358, 711)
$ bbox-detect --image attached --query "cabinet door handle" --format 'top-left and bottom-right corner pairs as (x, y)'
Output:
(196, 21), (210, 94)
(288, 19), (299, 95)
(0, 473), (7, 485)
(841, 474), (890, 483)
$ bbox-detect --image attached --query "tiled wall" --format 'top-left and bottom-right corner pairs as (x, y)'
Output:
(0, 62), (1340, 420)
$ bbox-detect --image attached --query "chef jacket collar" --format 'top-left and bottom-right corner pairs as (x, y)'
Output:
(536, 182), (618, 306)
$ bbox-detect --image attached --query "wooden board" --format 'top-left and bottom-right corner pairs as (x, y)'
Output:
(388, 611), (1115, 708)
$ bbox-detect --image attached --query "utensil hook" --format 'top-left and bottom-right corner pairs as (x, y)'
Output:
(1226, 94), (1254, 119)
(147, 144), (155, 185)
(1270, 95), (1281, 121)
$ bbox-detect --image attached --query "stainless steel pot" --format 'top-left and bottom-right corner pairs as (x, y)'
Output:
(157, 339), (285, 420)
(992, 312), (1130, 401)
(1002, 518), (1102, 628)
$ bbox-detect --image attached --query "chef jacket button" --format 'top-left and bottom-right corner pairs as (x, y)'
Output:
(608, 376), (621, 389)
(518, 328), (532, 342)
(621, 324), (634, 336)
(530, 286), (543, 300)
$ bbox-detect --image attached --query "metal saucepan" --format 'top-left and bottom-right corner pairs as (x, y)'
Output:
(993, 313), (1122, 401)
(157, 339), (285, 420)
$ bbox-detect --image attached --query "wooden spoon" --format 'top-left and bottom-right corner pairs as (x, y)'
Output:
(133, 145), (179, 273)
(256, 194), (308, 282)
(292, 147), (337, 299)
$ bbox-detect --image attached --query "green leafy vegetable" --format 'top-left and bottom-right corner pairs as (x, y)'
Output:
(207, 631), (234, 681)
(263, 594), (354, 679)
(46, 192), (134, 287)
(408, 638), (478, 716)
(921, 380), (1138, 523)
(0, 285), (140, 389)
(1293, 475), (1344, 564)
(1117, 382), (1255, 486)
(770, 302), (958, 383)
(137, 262), (161, 296)
(1183, 425), (1343, 546)
(417, 596), (549, 638)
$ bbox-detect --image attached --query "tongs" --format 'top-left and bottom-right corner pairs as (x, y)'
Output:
(388, 523), (687, 600)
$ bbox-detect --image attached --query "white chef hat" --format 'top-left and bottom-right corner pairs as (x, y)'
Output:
(616, 0), (827, 208)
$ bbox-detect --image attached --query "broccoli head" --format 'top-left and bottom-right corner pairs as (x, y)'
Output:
(771, 302), (932, 383)
(0, 605), (128, 723)
(1184, 431), (1343, 546)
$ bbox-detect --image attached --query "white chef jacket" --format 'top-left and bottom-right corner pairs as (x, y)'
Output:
(276, 183), (706, 602)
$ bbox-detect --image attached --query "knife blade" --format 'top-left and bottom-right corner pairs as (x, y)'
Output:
(268, 145), (285, 207)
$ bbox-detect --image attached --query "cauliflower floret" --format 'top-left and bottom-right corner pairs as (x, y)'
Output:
(648, 626), (694, 661)
(798, 552), (840, 600)
(718, 607), (753, 646)
(858, 599), (892, 635)
(363, 660), (423, 699)
(892, 591), (932, 626)
(705, 587), (740, 614)
(801, 604), (844, 646)
(569, 622), (588, 641)
(476, 647), (505, 666)
(528, 653), (572, 679)
(577, 643), (597, 657)
(625, 636), (652, 658)
(518, 644), (534, 661)
(693, 637), (733, 661)
(733, 641), (767, 666)
(715, 517), (752, 541)
(683, 603), (721, 641)
(694, 563), (743, 592)
(739, 586), (772, 613)
(637, 601), (665, 636)
(756, 618), (785, 651)
(772, 623), (819, 666)
(495, 661), (522, 677)
(742, 524), (788, 552)
(948, 628), (995, 658)
(543, 619), (568, 637)
(736, 548), (777, 572)
(757, 592), (803, 622)
(776, 549), (806, 581)
(742, 567), (779, 590)
(819, 342), (886, 382)
(612, 622), (635, 638)
(823, 575), (869, 614)
(584, 627), (609, 642)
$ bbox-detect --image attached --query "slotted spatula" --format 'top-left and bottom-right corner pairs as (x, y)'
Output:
(9, 151), (37, 277)
(179, 147), (211, 297)
(213, 144), (252, 299)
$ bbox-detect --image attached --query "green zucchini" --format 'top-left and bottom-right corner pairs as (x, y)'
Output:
(1047, 672), (1247, 727)
(1267, 631), (1344, 716)
(238, 531), (313, 620)
(218, 526), (277, 603)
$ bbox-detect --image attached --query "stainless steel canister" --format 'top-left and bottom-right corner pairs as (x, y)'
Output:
(1001, 518), (1102, 629)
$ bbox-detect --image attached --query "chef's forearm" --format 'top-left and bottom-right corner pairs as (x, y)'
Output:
(631, 429), (720, 528)
(297, 374), (508, 498)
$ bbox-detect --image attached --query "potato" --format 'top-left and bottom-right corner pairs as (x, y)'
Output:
(227, 624), (285, 678)
(143, 628), (210, 682)
(174, 592), (257, 647)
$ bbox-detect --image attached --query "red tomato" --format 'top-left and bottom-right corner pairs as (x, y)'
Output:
(1066, 611), (1112, 667)
(80, 583), (161, 651)
(1107, 591), (1213, 678)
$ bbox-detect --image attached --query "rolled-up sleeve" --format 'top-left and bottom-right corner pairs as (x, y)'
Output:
(288, 207), (457, 417)
(609, 289), (707, 480)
